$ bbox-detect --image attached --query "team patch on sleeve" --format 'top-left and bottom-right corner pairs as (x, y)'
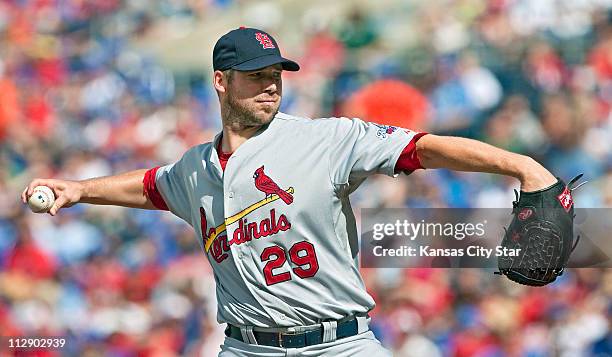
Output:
(372, 123), (399, 140)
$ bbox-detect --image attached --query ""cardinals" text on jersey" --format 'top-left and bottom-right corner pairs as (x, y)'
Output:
(205, 208), (292, 263)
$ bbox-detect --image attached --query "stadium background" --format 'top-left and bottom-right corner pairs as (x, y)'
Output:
(1, 0), (611, 356)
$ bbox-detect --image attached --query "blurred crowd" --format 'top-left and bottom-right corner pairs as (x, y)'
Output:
(1, 0), (611, 356)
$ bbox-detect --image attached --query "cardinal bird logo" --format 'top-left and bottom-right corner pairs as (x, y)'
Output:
(253, 166), (294, 205)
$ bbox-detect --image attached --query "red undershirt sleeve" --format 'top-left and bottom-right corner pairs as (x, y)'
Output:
(394, 132), (429, 174)
(143, 166), (170, 211)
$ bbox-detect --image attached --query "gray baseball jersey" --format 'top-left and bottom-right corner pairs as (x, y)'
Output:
(147, 112), (419, 328)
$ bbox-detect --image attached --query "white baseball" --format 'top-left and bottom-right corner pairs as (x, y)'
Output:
(28, 186), (56, 213)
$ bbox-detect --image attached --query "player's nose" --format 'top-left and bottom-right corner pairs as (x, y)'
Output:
(263, 82), (277, 94)
(261, 77), (279, 93)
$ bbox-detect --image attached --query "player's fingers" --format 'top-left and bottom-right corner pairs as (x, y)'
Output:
(49, 195), (68, 216)
(27, 179), (66, 198)
(22, 186), (28, 203)
(26, 179), (56, 197)
(47, 183), (66, 199)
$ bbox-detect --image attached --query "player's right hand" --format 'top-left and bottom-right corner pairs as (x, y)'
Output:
(22, 179), (84, 216)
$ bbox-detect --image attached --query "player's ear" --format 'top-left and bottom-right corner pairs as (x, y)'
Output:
(214, 70), (228, 94)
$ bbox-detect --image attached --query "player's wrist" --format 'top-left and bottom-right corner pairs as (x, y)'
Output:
(517, 157), (557, 192)
(75, 180), (91, 202)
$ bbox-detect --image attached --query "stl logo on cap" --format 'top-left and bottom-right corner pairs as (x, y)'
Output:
(255, 33), (275, 49)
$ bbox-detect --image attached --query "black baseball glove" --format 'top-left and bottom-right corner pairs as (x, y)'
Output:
(495, 174), (585, 286)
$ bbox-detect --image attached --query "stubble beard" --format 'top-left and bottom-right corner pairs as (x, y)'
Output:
(223, 91), (279, 130)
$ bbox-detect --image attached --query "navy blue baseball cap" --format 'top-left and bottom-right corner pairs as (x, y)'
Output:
(213, 27), (300, 72)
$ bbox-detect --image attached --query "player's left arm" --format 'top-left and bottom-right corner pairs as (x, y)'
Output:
(414, 134), (557, 192)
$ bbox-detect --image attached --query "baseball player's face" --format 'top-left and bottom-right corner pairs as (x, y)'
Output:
(222, 64), (283, 128)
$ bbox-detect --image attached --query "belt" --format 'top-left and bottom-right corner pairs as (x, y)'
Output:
(225, 317), (361, 348)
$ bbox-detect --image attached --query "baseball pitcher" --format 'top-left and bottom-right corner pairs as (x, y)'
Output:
(23, 28), (571, 356)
